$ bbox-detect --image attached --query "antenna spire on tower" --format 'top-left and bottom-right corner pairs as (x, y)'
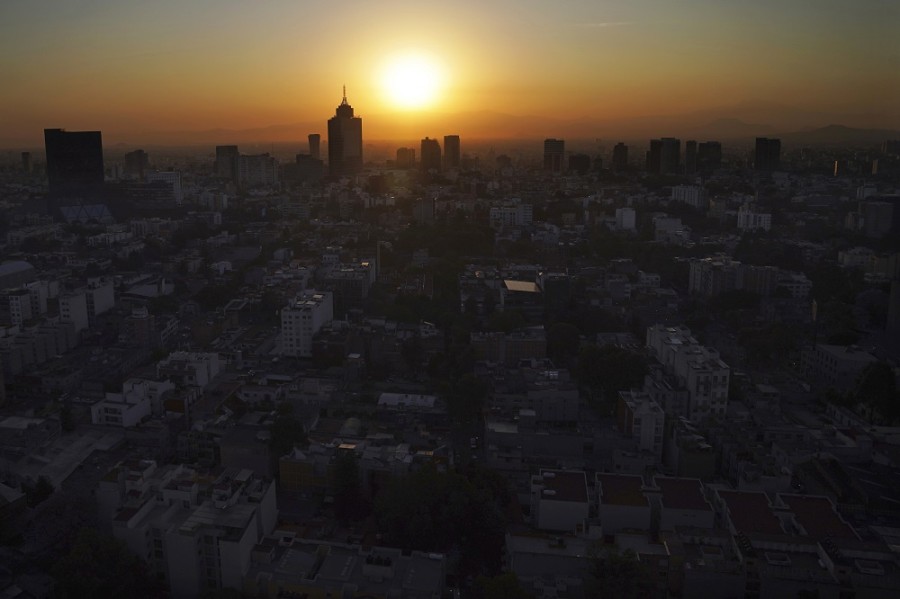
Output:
(342, 85), (347, 104)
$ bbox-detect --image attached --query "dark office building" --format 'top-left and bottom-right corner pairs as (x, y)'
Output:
(44, 128), (104, 198)
(396, 147), (416, 169)
(544, 138), (565, 172)
(327, 88), (363, 177)
(420, 137), (442, 173)
(215, 145), (240, 181)
(612, 142), (628, 171)
(443, 135), (460, 170)
(646, 139), (662, 173)
(685, 140), (697, 175)
(124, 149), (149, 180)
(755, 137), (781, 171)
(568, 153), (591, 175)
(660, 138), (681, 174)
(697, 141), (722, 173)
(308, 134), (321, 161)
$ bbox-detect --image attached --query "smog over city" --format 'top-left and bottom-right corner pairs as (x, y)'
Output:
(0, 1), (899, 598)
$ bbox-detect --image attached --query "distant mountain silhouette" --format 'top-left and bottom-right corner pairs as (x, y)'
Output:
(777, 124), (900, 146)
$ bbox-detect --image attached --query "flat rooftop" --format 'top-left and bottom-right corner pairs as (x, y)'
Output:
(538, 470), (588, 503)
(655, 477), (711, 512)
(781, 495), (859, 541)
(597, 473), (648, 507)
(717, 490), (783, 536)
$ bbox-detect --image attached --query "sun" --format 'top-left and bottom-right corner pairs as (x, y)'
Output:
(380, 54), (444, 109)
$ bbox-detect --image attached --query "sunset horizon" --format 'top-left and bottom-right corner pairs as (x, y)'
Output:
(2, 0), (897, 149)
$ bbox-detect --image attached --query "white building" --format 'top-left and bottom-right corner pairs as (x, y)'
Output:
(671, 185), (707, 210)
(615, 207), (636, 231)
(157, 352), (222, 389)
(653, 476), (715, 530)
(737, 204), (772, 232)
(489, 200), (533, 228)
(617, 390), (665, 459)
(280, 291), (333, 358)
(646, 325), (730, 420)
(99, 460), (277, 597)
(800, 344), (879, 391)
(530, 470), (589, 532)
(596, 473), (651, 534)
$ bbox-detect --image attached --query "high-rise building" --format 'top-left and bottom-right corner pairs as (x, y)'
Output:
(684, 140), (697, 175)
(568, 154), (591, 175)
(44, 128), (104, 198)
(146, 170), (183, 204)
(612, 143), (628, 171)
(124, 149), (149, 180)
(646, 139), (662, 173)
(215, 145), (239, 181)
(395, 147), (415, 169)
(237, 153), (279, 188)
(327, 87), (363, 177)
(443, 135), (460, 170)
(281, 291), (334, 357)
(420, 137), (442, 173)
(660, 138), (681, 174)
(697, 141), (722, 173)
(543, 138), (565, 172)
(754, 137), (781, 171)
(308, 134), (321, 160)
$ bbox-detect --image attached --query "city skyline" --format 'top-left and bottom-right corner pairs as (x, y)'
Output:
(1, 0), (898, 147)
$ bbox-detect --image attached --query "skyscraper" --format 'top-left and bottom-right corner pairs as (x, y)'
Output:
(684, 140), (697, 175)
(327, 87), (363, 177)
(308, 134), (321, 160)
(612, 142), (628, 171)
(44, 128), (104, 198)
(396, 147), (416, 169)
(420, 137), (442, 173)
(697, 141), (722, 173)
(124, 149), (149, 180)
(660, 138), (681, 174)
(543, 138), (565, 172)
(754, 137), (781, 171)
(443, 135), (460, 170)
(646, 139), (662, 173)
(215, 145), (240, 181)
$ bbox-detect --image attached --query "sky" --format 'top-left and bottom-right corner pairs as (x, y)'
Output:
(0, 0), (898, 146)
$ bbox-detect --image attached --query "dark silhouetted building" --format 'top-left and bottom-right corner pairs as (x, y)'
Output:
(308, 134), (321, 160)
(421, 137), (441, 173)
(327, 88), (363, 177)
(237, 153), (278, 188)
(443, 135), (460, 170)
(685, 140), (697, 175)
(612, 142), (628, 171)
(44, 128), (104, 198)
(396, 147), (415, 169)
(697, 141), (722, 173)
(568, 153), (591, 175)
(646, 139), (661, 173)
(755, 137), (781, 171)
(124, 149), (149, 180)
(215, 145), (239, 181)
(660, 137), (681, 174)
(544, 138), (565, 172)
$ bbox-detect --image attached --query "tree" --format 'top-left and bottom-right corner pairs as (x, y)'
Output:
(21, 476), (54, 508)
(269, 412), (308, 471)
(446, 373), (488, 424)
(546, 322), (581, 368)
(576, 344), (648, 410)
(474, 572), (534, 599)
(52, 527), (166, 598)
(585, 547), (653, 598)
(856, 362), (900, 423)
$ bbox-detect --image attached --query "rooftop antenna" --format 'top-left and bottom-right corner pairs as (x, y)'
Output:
(342, 84), (347, 104)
